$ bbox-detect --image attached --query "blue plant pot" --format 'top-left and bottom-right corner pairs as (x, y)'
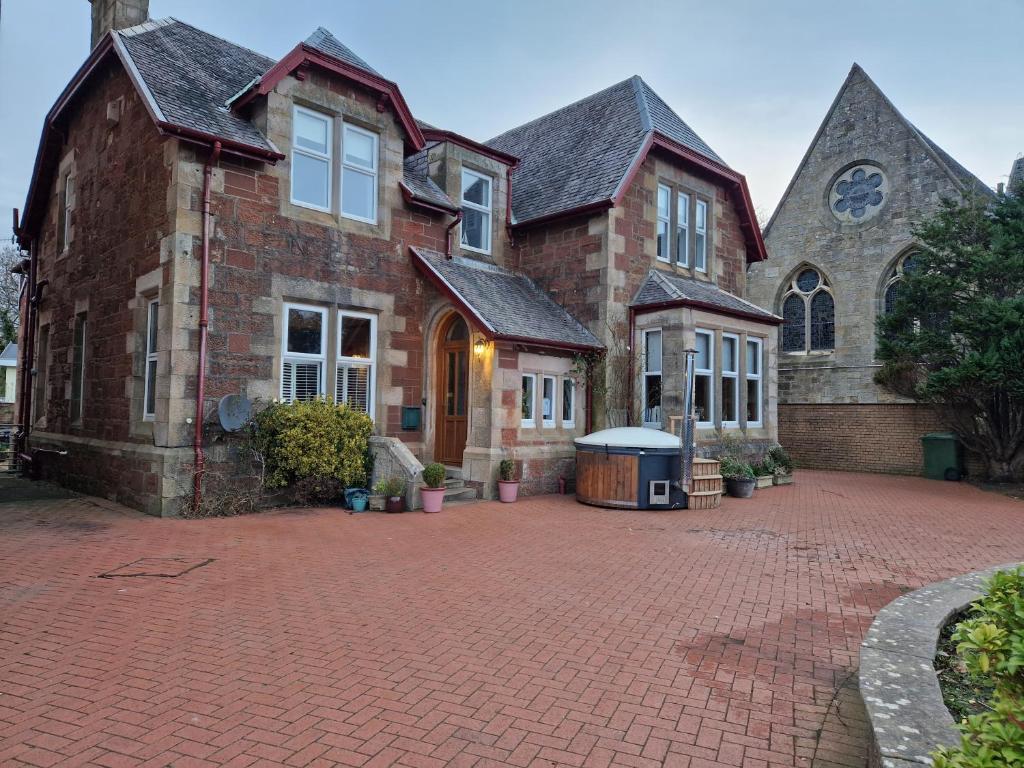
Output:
(350, 496), (368, 512)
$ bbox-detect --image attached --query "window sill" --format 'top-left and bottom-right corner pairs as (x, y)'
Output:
(461, 244), (492, 257)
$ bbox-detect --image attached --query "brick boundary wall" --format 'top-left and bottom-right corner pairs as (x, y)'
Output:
(779, 403), (985, 478)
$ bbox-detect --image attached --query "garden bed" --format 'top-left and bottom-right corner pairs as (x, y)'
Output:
(933, 611), (996, 722)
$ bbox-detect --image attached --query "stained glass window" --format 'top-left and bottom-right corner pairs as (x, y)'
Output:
(810, 292), (835, 350)
(780, 266), (834, 353)
(796, 269), (819, 292)
(782, 294), (806, 352)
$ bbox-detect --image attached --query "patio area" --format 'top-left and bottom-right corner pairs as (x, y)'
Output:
(1, 470), (1022, 768)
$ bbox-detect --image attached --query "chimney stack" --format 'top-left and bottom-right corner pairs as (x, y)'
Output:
(89, 0), (149, 49)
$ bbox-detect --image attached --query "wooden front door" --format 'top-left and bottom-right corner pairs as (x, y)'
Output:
(435, 315), (470, 466)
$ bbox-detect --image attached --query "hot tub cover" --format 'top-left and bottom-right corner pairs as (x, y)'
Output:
(574, 427), (680, 450)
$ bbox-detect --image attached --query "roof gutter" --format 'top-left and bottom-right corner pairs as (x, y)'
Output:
(630, 296), (783, 325)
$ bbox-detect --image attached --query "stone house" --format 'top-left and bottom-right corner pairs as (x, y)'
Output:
(13, 0), (777, 515)
(0, 343), (16, 424)
(746, 64), (994, 475)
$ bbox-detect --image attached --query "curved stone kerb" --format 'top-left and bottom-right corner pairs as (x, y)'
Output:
(859, 562), (1023, 767)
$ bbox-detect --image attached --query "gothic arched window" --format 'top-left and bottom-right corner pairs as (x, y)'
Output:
(780, 267), (834, 352)
(883, 252), (917, 314)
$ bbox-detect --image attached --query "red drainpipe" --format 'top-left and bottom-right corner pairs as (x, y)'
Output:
(193, 141), (221, 511)
(445, 211), (463, 258)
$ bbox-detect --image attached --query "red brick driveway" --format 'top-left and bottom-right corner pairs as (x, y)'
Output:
(1, 471), (1022, 768)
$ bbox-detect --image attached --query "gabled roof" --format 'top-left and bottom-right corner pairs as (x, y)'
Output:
(632, 270), (782, 324)
(763, 63), (994, 238)
(410, 248), (602, 351)
(0, 343), (16, 365)
(401, 147), (458, 213)
(485, 76), (767, 261)
(303, 27), (379, 76)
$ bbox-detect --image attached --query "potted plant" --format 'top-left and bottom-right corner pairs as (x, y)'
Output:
(751, 457), (775, 489)
(368, 487), (386, 511)
(767, 445), (794, 485)
(720, 456), (756, 498)
(375, 477), (406, 513)
(421, 463), (447, 513)
(498, 459), (520, 503)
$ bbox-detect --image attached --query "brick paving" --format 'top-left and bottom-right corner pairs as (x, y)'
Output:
(1, 470), (1022, 768)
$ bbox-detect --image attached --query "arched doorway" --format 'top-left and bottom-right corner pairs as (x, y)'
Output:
(435, 314), (470, 466)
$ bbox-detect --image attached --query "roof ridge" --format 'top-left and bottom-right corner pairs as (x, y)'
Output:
(631, 76), (653, 132)
(649, 268), (682, 299)
(486, 76), (636, 145)
(116, 17), (176, 37)
(118, 16), (276, 65)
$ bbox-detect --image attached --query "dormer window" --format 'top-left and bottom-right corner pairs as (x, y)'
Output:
(460, 169), (492, 254)
(695, 200), (708, 272)
(341, 124), (378, 223)
(292, 107), (332, 211)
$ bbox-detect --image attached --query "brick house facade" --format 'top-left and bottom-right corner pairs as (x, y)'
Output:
(14, 2), (777, 515)
(746, 64), (993, 476)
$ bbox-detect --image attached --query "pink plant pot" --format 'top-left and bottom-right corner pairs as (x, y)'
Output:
(498, 480), (520, 503)
(421, 487), (445, 513)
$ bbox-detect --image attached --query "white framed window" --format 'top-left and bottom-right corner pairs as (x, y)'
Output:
(656, 185), (671, 262)
(341, 123), (378, 223)
(521, 373), (536, 427)
(281, 303), (327, 403)
(59, 174), (74, 252)
(695, 199), (708, 272)
(143, 299), (158, 421)
(336, 310), (376, 415)
(541, 375), (556, 428)
(460, 169), (492, 254)
(721, 332), (739, 427)
(694, 329), (714, 428)
(676, 191), (690, 266)
(561, 377), (576, 428)
(746, 337), (763, 427)
(70, 312), (86, 423)
(291, 106), (332, 212)
(642, 329), (662, 427)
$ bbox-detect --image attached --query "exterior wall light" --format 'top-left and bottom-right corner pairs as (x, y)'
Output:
(474, 338), (487, 357)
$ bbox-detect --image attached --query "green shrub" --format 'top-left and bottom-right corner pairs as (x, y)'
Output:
(719, 456), (754, 480)
(767, 445), (793, 473)
(374, 477), (406, 498)
(249, 399), (373, 490)
(932, 566), (1024, 768)
(498, 459), (517, 482)
(422, 463), (446, 489)
(752, 457), (776, 477)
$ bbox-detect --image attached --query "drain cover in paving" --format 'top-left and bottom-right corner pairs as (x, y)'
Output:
(99, 557), (214, 578)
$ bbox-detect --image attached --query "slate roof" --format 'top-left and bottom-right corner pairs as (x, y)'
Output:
(0, 343), (16, 365)
(486, 76), (726, 225)
(914, 127), (994, 199)
(403, 147), (458, 211)
(303, 27), (380, 76)
(117, 19), (278, 154)
(632, 270), (781, 324)
(411, 248), (602, 349)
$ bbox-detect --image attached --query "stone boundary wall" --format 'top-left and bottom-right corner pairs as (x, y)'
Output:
(859, 562), (1023, 767)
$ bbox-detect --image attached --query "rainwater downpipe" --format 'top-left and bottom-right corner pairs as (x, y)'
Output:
(193, 140), (221, 511)
(445, 210), (463, 258)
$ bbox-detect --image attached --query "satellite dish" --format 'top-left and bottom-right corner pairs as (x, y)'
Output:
(218, 394), (252, 432)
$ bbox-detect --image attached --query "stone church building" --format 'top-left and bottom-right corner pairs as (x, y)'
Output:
(746, 64), (993, 475)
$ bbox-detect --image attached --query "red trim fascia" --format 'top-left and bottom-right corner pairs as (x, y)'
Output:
(510, 199), (613, 231)
(398, 181), (459, 215)
(611, 132), (656, 206)
(410, 247), (603, 353)
(233, 44), (425, 150)
(420, 128), (519, 166)
(632, 297), (782, 325)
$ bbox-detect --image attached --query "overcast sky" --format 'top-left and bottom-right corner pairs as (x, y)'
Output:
(2, 0), (1022, 242)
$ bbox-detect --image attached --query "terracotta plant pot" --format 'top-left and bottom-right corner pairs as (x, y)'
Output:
(498, 480), (520, 503)
(386, 496), (405, 513)
(725, 477), (756, 498)
(421, 487), (445, 514)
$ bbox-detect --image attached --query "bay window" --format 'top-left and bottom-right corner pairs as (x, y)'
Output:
(694, 329), (714, 427)
(521, 374), (536, 427)
(561, 378), (576, 428)
(642, 329), (663, 427)
(541, 375), (555, 428)
(721, 333), (739, 427)
(336, 310), (376, 414)
(656, 185), (671, 262)
(281, 304), (327, 403)
(746, 337), (763, 427)
(461, 169), (492, 253)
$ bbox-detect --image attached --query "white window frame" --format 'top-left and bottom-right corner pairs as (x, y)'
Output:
(676, 191), (690, 267)
(336, 309), (377, 417)
(460, 168), (492, 254)
(281, 302), (328, 403)
(695, 199), (708, 273)
(521, 373), (536, 428)
(695, 328), (714, 429)
(642, 328), (663, 428)
(290, 106), (333, 213)
(540, 375), (556, 428)
(143, 299), (158, 421)
(561, 377), (576, 429)
(340, 122), (379, 224)
(721, 332), (740, 428)
(745, 337), (763, 428)
(656, 184), (671, 262)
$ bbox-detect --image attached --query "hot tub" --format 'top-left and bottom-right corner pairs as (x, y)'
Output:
(574, 427), (686, 510)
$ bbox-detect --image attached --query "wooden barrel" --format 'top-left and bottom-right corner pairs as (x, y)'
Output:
(575, 449), (639, 508)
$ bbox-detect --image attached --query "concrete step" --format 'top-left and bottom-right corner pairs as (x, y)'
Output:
(444, 466), (464, 481)
(444, 477), (465, 490)
(444, 485), (478, 502)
